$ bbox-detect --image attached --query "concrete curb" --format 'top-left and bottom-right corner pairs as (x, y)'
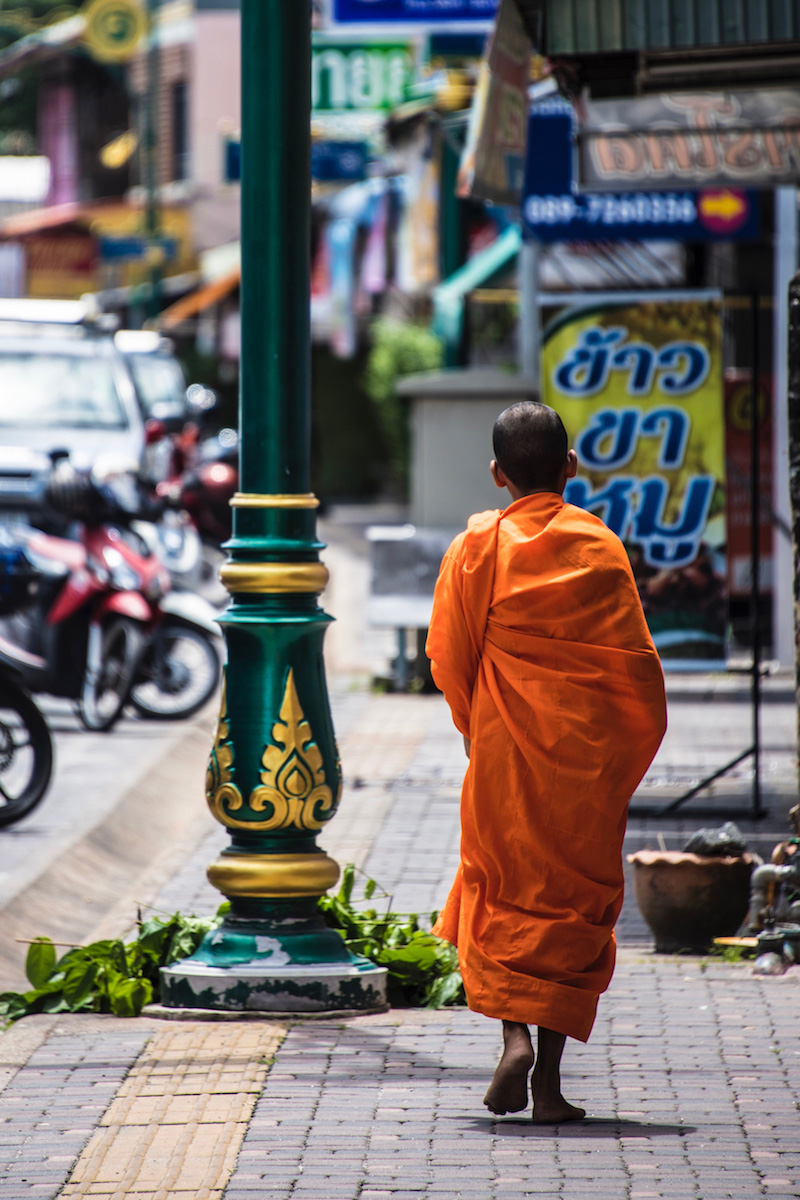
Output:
(0, 711), (217, 991)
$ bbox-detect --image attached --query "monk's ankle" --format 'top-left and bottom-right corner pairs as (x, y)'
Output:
(502, 1021), (532, 1054)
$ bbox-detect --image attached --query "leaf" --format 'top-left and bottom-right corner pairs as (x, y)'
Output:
(342, 937), (382, 959)
(363, 878), (377, 901)
(25, 938), (56, 989)
(0, 992), (28, 1023)
(165, 926), (202, 965)
(41, 992), (71, 1015)
(108, 976), (152, 1018)
(378, 936), (440, 970)
(137, 917), (178, 960)
(1, 910), (216, 1024)
(62, 962), (98, 1008)
(339, 863), (355, 906)
(80, 939), (129, 974)
(424, 971), (465, 1009)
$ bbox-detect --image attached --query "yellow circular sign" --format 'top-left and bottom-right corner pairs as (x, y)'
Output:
(82, 0), (147, 63)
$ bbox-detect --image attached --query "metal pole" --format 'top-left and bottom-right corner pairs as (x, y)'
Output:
(439, 131), (463, 369)
(750, 293), (763, 817)
(787, 271), (800, 765)
(161, 0), (386, 1014)
(144, 0), (162, 322)
(772, 188), (797, 669)
(519, 237), (540, 385)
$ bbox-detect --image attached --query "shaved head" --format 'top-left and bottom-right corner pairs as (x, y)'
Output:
(492, 402), (569, 494)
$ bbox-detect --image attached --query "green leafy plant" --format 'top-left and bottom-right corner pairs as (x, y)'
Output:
(0, 911), (220, 1025)
(318, 864), (465, 1009)
(0, 867), (465, 1026)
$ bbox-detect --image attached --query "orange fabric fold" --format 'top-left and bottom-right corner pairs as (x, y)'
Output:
(426, 493), (666, 1041)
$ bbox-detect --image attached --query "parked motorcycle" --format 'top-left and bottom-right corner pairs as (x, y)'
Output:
(177, 426), (238, 546)
(151, 423), (237, 608)
(128, 585), (220, 721)
(147, 383), (238, 547)
(0, 458), (221, 730)
(132, 507), (206, 597)
(0, 664), (53, 827)
(0, 546), (53, 825)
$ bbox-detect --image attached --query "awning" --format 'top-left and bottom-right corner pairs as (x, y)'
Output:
(159, 266), (240, 329)
(432, 224), (521, 353)
(0, 200), (123, 238)
(539, 0), (800, 55)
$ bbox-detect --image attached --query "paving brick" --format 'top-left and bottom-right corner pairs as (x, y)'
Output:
(3, 681), (800, 1200)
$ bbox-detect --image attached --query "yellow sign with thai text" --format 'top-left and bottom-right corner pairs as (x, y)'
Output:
(542, 294), (726, 663)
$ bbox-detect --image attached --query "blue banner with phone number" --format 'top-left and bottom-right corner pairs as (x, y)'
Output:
(523, 104), (760, 242)
(333, 0), (498, 22)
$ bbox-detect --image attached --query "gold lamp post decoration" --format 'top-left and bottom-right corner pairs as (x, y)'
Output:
(207, 670), (338, 834)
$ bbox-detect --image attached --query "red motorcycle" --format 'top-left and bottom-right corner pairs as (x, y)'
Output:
(153, 423), (238, 546)
(0, 514), (167, 733)
(148, 421), (237, 607)
(0, 460), (221, 731)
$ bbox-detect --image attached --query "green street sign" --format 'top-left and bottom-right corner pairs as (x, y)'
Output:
(311, 39), (414, 112)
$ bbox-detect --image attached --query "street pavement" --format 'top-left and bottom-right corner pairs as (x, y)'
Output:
(1, 506), (799, 1199)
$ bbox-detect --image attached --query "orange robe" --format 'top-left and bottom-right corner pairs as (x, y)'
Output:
(426, 493), (666, 1042)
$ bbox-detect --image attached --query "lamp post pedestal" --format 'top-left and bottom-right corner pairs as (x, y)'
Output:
(159, 0), (386, 1014)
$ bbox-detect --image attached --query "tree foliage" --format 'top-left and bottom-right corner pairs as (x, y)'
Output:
(0, 4), (84, 150)
(363, 318), (443, 491)
(0, 2), (81, 51)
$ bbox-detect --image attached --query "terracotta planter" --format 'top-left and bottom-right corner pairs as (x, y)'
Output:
(626, 850), (755, 953)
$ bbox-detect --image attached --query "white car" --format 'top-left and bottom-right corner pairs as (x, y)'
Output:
(0, 300), (185, 522)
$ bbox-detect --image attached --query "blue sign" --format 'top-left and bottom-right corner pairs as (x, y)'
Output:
(523, 103), (760, 243)
(311, 141), (368, 182)
(333, 0), (498, 23)
(98, 236), (177, 262)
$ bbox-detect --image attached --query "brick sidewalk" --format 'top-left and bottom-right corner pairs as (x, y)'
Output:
(1, 679), (799, 1199)
(3, 957), (799, 1199)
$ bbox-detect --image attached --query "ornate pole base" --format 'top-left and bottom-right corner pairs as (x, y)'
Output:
(161, 951), (387, 1016)
(160, 917), (388, 1013)
(161, 867), (388, 1014)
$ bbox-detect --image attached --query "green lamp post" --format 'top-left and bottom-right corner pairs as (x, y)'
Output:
(160, 0), (386, 1013)
(144, 0), (163, 323)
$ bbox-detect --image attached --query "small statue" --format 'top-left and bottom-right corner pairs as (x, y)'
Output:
(742, 805), (800, 934)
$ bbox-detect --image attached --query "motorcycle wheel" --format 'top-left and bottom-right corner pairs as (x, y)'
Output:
(78, 617), (143, 733)
(130, 624), (220, 721)
(0, 681), (54, 827)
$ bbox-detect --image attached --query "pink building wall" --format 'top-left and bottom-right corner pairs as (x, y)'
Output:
(191, 10), (241, 252)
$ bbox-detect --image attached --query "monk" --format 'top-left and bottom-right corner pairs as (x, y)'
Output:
(426, 401), (666, 1123)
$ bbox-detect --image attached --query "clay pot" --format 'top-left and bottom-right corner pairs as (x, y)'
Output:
(626, 850), (755, 953)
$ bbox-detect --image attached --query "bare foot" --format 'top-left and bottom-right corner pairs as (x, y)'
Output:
(531, 1098), (586, 1124)
(530, 1028), (585, 1123)
(531, 1070), (585, 1123)
(484, 1022), (534, 1115)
